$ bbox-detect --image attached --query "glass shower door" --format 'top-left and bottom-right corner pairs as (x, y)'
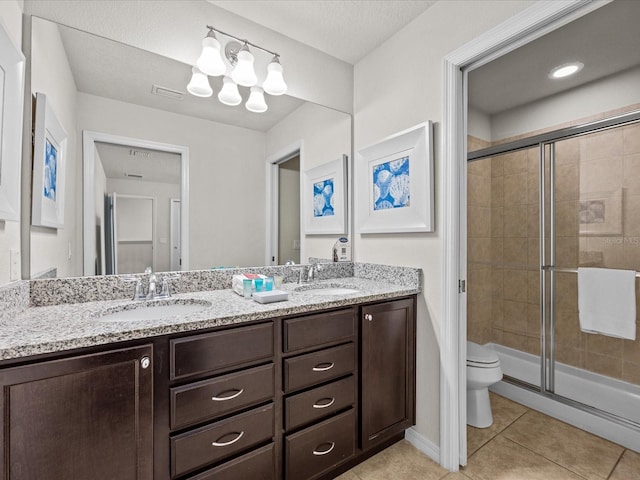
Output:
(547, 121), (640, 424)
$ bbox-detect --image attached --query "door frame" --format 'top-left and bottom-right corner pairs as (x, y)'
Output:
(82, 131), (189, 275)
(440, 0), (608, 470)
(265, 140), (304, 265)
(169, 198), (181, 271)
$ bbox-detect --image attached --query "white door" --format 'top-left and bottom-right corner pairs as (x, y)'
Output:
(170, 198), (181, 271)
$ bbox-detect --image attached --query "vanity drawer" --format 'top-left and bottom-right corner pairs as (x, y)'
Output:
(171, 364), (274, 430)
(285, 376), (355, 431)
(285, 409), (355, 480)
(283, 309), (355, 352)
(171, 323), (273, 380)
(188, 443), (275, 480)
(171, 404), (274, 478)
(284, 343), (354, 393)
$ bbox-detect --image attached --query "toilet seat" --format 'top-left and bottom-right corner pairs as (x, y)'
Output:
(467, 341), (500, 368)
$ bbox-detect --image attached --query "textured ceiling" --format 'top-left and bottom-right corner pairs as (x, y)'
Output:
(208, 0), (438, 64)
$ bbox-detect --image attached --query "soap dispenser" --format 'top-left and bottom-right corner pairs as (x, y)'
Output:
(332, 237), (351, 262)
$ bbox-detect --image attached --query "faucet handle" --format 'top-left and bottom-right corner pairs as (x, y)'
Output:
(121, 275), (146, 301)
(159, 273), (181, 298)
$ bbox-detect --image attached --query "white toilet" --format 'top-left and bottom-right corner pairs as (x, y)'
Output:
(466, 341), (503, 428)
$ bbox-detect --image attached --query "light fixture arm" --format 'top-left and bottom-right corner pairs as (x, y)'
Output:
(206, 25), (280, 58)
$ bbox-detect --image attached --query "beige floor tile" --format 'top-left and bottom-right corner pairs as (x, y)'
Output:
(464, 435), (584, 480)
(351, 440), (447, 480)
(442, 472), (473, 479)
(334, 471), (361, 480)
(609, 449), (640, 480)
(467, 393), (528, 455)
(502, 410), (623, 479)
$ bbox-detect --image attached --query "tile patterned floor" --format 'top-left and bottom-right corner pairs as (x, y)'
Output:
(337, 393), (639, 479)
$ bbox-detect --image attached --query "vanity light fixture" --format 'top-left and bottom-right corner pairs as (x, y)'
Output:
(549, 61), (584, 79)
(188, 26), (288, 113)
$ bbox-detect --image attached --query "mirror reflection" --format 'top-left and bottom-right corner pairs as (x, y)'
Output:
(28, 17), (352, 279)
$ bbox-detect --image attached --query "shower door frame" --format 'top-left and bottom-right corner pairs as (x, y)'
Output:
(467, 109), (640, 426)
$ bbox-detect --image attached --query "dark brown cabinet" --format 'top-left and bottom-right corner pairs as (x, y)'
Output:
(167, 322), (276, 479)
(360, 298), (416, 450)
(0, 295), (416, 479)
(0, 344), (153, 480)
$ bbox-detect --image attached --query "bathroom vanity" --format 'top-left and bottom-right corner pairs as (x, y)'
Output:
(0, 264), (419, 480)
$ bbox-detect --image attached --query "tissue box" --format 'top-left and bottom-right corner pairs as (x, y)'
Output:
(252, 290), (289, 304)
(231, 273), (267, 296)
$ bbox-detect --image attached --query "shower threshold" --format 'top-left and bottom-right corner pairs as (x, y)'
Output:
(488, 343), (640, 452)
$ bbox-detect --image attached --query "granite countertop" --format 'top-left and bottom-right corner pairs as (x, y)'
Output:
(0, 277), (419, 360)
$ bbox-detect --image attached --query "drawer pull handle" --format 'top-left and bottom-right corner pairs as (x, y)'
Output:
(312, 362), (334, 372)
(211, 389), (244, 402)
(312, 442), (335, 456)
(211, 431), (244, 447)
(312, 397), (336, 409)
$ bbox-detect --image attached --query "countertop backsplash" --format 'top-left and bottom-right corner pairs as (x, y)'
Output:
(2, 262), (420, 310)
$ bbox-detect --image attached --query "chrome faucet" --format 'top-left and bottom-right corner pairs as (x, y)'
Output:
(122, 268), (180, 301)
(145, 267), (158, 300)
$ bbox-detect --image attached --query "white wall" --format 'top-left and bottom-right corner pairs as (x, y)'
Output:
(0, 0), (23, 284)
(353, 0), (534, 451)
(77, 92), (268, 270)
(107, 178), (180, 273)
(30, 16), (80, 278)
(267, 102), (351, 262)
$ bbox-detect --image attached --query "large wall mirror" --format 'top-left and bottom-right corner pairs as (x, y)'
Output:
(26, 16), (352, 280)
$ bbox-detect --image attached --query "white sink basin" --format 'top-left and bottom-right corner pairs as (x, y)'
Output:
(98, 300), (211, 322)
(295, 284), (359, 296)
(304, 288), (359, 295)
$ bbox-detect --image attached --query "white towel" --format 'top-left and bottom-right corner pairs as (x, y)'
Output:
(577, 267), (636, 340)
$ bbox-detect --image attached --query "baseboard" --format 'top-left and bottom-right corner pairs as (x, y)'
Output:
(404, 427), (440, 464)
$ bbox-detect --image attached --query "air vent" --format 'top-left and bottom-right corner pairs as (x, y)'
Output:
(129, 149), (151, 158)
(125, 173), (143, 179)
(151, 84), (184, 100)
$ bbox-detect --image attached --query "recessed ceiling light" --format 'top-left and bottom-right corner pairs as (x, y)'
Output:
(549, 62), (584, 79)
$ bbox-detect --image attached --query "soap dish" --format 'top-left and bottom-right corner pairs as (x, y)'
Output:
(252, 290), (289, 304)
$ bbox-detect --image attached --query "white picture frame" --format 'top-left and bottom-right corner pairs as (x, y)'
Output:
(356, 121), (434, 234)
(0, 22), (25, 222)
(32, 92), (67, 229)
(303, 155), (347, 235)
(579, 189), (623, 236)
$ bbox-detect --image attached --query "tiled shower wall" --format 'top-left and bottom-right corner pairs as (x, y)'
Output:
(467, 112), (640, 386)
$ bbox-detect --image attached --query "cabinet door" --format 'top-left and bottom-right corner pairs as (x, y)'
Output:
(360, 298), (415, 450)
(0, 345), (153, 480)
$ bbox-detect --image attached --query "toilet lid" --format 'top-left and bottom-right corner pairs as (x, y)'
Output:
(467, 341), (500, 366)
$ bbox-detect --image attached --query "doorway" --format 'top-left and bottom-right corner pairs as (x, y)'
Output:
(266, 141), (304, 265)
(82, 131), (190, 275)
(441, 0), (608, 471)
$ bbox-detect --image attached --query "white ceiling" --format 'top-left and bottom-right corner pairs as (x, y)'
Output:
(468, 0), (640, 115)
(208, 0), (438, 64)
(96, 142), (181, 185)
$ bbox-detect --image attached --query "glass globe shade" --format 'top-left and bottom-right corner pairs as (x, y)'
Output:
(246, 87), (268, 113)
(186, 66), (213, 97)
(263, 60), (287, 96)
(231, 48), (258, 87)
(218, 77), (242, 106)
(196, 36), (226, 76)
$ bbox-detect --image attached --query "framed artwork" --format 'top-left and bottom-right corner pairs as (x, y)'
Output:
(0, 23), (25, 222)
(303, 155), (347, 234)
(579, 189), (622, 236)
(32, 93), (67, 228)
(356, 121), (433, 234)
